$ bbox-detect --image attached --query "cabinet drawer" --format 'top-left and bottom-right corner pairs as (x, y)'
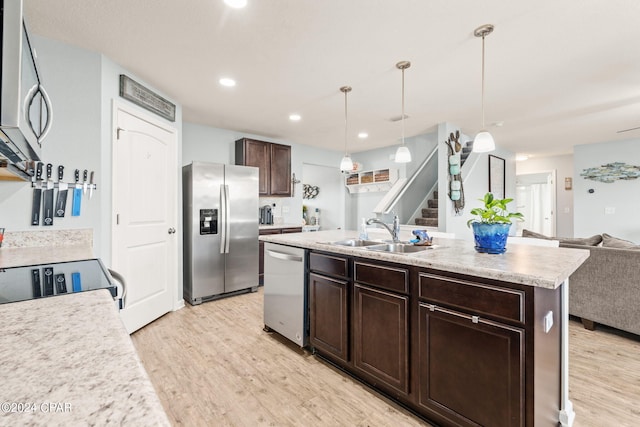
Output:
(354, 261), (408, 294)
(281, 227), (303, 234)
(419, 273), (525, 324)
(310, 252), (348, 278)
(259, 229), (282, 235)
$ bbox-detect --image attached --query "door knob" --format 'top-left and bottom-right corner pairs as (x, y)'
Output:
(168, 227), (176, 234)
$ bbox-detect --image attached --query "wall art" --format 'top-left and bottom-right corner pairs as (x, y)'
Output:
(580, 162), (640, 183)
(488, 155), (505, 199)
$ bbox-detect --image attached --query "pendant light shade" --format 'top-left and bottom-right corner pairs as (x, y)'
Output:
(395, 61), (412, 163)
(339, 86), (354, 172)
(472, 24), (496, 153)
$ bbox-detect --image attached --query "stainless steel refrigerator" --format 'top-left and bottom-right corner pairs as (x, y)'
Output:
(183, 162), (259, 305)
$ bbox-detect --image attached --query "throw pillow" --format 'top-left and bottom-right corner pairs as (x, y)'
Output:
(602, 233), (640, 249)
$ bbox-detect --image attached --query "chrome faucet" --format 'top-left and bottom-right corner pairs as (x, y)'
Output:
(366, 215), (401, 243)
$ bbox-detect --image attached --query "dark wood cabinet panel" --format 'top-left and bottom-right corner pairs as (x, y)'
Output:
(354, 261), (409, 294)
(353, 284), (409, 396)
(236, 138), (269, 195)
(235, 138), (291, 197)
(309, 273), (349, 363)
(419, 272), (525, 324)
(269, 143), (291, 196)
(417, 303), (525, 427)
(309, 252), (348, 279)
(281, 227), (302, 233)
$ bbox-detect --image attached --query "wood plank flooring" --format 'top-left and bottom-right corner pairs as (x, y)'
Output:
(131, 288), (640, 427)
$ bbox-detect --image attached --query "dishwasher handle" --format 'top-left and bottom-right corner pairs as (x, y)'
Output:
(266, 249), (303, 262)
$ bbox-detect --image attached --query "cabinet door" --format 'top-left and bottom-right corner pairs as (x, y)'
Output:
(309, 273), (349, 363)
(269, 143), (291, 196)
(417, 303), (525, 427)
(353, 284), (409, 396)
(238, 139), (270, 195)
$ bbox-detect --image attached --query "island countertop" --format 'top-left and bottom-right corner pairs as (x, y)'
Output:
(0, 290), (170, 426)
(260, 229), (589, 289)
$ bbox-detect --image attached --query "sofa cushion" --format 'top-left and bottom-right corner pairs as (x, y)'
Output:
(602, 233), (640, 249)
(522, 229), (602, 246)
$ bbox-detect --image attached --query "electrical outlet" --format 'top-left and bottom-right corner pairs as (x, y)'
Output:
(605, 207), (615, 215)
(282, 206), (290, 214)
(544, 311), (554, 333)
(564, 207), (570, 214)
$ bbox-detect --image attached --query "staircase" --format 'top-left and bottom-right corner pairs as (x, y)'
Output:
(413, 139), (474, 228)
(415, 191), (439, 227)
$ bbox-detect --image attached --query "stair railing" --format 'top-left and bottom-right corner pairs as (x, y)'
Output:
(373, 144), (439, 215)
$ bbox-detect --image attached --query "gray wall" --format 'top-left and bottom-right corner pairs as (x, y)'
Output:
(516, 154), (574, 238)
(573, 138), (640, 243)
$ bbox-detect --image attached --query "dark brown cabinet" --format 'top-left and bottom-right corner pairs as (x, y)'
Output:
(417, 303), (524, 427)
(236, 138), (291, 196)
(352, 261), (410, 397)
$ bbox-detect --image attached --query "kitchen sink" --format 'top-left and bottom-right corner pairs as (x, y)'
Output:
(366, 243), (433, 254)
(329, 239), (383, 247)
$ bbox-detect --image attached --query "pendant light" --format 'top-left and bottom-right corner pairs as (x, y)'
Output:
(395, 61), (412, 163)
(472, 24), (496, 153)
(339, 86), (354, 172)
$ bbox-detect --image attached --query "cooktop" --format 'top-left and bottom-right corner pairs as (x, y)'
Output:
(0, 259), (117, 305)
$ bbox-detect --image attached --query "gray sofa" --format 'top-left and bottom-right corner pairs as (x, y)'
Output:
(523, 230), (640, 336)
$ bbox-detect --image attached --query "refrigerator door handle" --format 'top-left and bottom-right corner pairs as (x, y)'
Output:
(220, 184), (226, 254)
(222, 184), (231, 254)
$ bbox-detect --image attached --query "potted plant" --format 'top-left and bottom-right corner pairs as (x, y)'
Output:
(467, 192), (524, 254)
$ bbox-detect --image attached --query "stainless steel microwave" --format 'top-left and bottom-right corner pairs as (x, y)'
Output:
(0, 0), (53, 180)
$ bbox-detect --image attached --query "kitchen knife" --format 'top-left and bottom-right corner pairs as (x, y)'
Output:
(82, 169), (88, 195)
(89, 171), (95, 199)
(55, 165), (68, 217)
(31, 162), (43, 226)
(42, 163), (54, 225)
(72, 169), (82, 217)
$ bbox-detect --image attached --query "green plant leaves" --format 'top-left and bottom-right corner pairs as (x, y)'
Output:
(467, 192), (524, 228)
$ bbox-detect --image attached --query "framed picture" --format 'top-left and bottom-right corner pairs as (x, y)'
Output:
(488, 155), (505, 199)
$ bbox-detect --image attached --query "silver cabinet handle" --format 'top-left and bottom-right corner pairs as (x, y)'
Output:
(168, 227), (176, 234)
(266, 249), (303, 262)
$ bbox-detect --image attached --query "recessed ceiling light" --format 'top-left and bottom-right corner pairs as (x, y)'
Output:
(219, 78), (236, 87)
(289, 114), (301, 121)
(358, 132), (368, 139)
(224, 0), (247, 8)
(516, 154), (529, 161)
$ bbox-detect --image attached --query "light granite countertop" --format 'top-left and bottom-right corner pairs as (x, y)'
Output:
(259, 223), (305, 230)
(0, 289), (170, 426)
(260, 229), (590, 289)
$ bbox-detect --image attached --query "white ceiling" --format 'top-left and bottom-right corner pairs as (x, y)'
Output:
(24, 0), (640, 159)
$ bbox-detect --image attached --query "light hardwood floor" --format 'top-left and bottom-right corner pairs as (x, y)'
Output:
(131, 288), (640, 427)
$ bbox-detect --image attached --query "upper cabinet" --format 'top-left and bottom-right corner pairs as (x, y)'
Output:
(236, 138), (291, 197)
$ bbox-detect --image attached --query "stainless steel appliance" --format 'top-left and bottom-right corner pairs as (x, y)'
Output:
(0, 259), (124, 309)
(259, 205), (273, 225)
(0, 0), (53, 180)
(263, 242), (307, 347)
(182, 162), (259, 305)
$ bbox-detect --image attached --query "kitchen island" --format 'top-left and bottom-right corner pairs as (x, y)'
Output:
(260, 229), (589, 427)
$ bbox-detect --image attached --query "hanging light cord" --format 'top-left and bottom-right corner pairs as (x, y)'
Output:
(401, 66), (406, 146)
(344, 89), (348, 155)
(481, 33), (486, 129)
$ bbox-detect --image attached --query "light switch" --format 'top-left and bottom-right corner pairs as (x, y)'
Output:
(282, 206), (290, 214)
(564, 207), (570, 214)
(544, 311), (554, 333)
(605, 207), (615, 215)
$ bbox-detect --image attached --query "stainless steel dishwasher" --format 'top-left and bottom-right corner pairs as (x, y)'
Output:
(263, 242), (307, 347)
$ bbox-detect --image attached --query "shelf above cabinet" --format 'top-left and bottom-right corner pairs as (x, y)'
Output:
(345, 168), (398, 193)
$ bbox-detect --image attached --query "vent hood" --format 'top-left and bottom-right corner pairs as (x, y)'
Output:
(0, 0), (53, 181)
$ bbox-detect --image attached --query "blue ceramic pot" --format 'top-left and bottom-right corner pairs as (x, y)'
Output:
(471, 222), (512, 254)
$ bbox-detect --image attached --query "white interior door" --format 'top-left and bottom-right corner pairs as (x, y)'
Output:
(515, 171), (556, 237)
(112, 102), (178, 333)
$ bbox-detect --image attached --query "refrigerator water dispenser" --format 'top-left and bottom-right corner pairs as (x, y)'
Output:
(200, 209), (218, 234)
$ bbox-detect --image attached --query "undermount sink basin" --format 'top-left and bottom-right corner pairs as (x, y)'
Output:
(330, 239), (382, 247)
(366, 243), (433, 254)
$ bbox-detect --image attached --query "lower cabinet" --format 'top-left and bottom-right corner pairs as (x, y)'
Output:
(417, 303), (525, 427)
(353, 284), (409, 396)
(308, 273), (349, 363)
